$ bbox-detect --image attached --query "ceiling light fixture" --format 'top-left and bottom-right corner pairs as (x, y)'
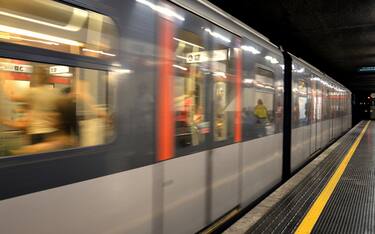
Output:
(241, 45), (260, 54)
(0, 24), (83, 46)
(204, 28), (231, 43)
(136, 0), (185, 21)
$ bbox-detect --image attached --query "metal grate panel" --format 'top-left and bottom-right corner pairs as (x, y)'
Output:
(247, 122), (367, 234)
(313, 122), (375, 233)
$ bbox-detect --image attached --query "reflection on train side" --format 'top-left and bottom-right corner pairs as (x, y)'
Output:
(172, 13), (284, 149)
(0, 0), (118, 61)
(173, 17), (237, 148)
(0, 58), (114, 157)
(243, 67), (281, 139)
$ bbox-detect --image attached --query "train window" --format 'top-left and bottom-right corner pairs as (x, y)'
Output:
(292, 63), (313, 128)
(310, 77), (317, 125)
(210, 28), (236, 142)
(0, 58), (115, 157)
(242, 39), (283, 140)
(242, 65), (280, 139)
(316, 80), (322, 121)
(298, 79), (309, 126)
(173, 12), (211, 149)
(253, 67), (276, 136)
(0, 0), (118, 60)
(322, 84), (329, 120)
(172, 10), (240, 149)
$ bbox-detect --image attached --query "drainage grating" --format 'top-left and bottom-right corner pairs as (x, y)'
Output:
(313, 122), (375, 233)
(247, 122), (367, 234)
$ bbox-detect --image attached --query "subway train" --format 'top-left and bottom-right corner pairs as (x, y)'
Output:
(0, 0), (351, 233)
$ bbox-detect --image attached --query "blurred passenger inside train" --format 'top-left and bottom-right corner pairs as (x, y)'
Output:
(254, 99), (268, 137)
(0, 66), (61, 144)
(70, 80), (109, 121)
(193, 105), (204, 125)
(0, 103), (30, 130)
(11, 96), (78, 155)
(192, 105), (206, 145)
(242, 107), (258, 139)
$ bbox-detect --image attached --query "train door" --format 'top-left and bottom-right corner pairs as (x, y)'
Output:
(334, 91), (338, 137)
(329, 87), (334, 140)
(316, 79), (322, 150)
(291, 62), (311, 170)
(158, 6), (242, 233)
(310, 77), (317, 154)
(207, 26), (242, 223)
(321, 84), (329, 146)
(158, 9), (212, 234)
(302, 77), (311, 160)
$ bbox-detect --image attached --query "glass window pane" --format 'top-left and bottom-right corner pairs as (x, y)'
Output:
(0, 0), (118, 60)
(292, 62), (313, 128)
(173, 14), (210, 149)
(253, 67), (275, 137)
(0, 58), (115, 157)
(209, 27), (236, 142)
(242, 40), (283, 139)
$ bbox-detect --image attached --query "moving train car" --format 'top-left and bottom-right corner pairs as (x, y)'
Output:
(0, 0), (351, 233)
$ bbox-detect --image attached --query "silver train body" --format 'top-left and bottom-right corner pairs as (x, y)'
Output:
(0, 0), (351, 233)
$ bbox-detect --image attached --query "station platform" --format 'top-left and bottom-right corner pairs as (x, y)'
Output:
(225, 120), (374, 234)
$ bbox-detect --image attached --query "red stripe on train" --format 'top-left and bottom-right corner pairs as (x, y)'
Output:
(157, 18), (175, 161)
(235, 46), (242, 142)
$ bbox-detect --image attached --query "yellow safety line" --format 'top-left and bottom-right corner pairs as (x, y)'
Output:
(295, 120), (371, 234)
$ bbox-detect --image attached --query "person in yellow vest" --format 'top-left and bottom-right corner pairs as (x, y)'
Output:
(254, 99), (268, 137)
(254, 99), (268, 120)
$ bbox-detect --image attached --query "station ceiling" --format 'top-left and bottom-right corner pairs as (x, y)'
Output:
(209, 0), (375, 93)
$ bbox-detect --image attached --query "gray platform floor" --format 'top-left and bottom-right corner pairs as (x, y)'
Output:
(225, 121), (370, 233)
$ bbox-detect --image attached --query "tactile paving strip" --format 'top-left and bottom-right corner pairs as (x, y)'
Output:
(246, 122), (367, 234)
(313, 122), (374, 233)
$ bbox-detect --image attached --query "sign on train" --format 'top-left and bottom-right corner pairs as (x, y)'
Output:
(186, 49), (227, 63)
(49, 65), (69, 74)
(0, 62), (32, 73)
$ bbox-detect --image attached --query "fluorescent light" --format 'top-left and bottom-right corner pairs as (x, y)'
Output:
(294, 68), (305, 73)
(8, 36), (59, 46)
(136, 0), (185, 21)
(244, 78), (254, 84)
(101, 52), (116, 57)
(113, 69), (133, 74)
(111, 63), (122, 67)
(0, 9), (87, 32)
(213, 71), (227, 78)
(204, 28), (231, 43)
(0, 24), (83, 46)
(265, 55), (279, 64)
(173, 37), (204, 49)
(241, 45), (260, 54)
(270, 60), (278, 64)
(173, 64), (187, 71)
(82, 48), (116, 57)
